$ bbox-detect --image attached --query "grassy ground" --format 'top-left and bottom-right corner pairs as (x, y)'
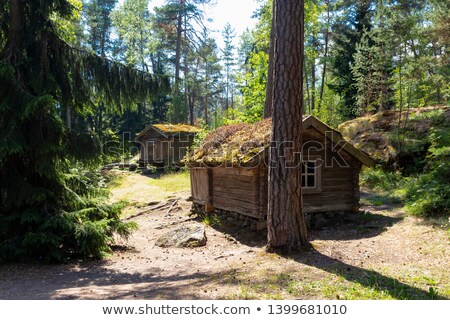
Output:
(108, 169), (191, 218)
(2, 170), (447, 300)
(108, 170), (449, 300)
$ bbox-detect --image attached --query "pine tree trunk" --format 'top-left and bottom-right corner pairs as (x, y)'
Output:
(184, 8), (189, 121)
(267, 0), (309, 253)
(6, 0), (23, 63)
(305, 63), (310, 113)
(174, 0), (185, 91)
(66, 105), (72, 130)
(311, 56), (316, 112)
(204, 64), (209, 125)
(263, 0), (276, 118)
(318, 0), (330, 110)
(204, 94), (208, 125)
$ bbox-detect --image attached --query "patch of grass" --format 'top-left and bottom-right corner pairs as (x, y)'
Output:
(108, 170), (191, 205)
(224, 261), (450, 300)
(361, 192), (403, 207)
(147, 171), (190, 193)
(202, 214), (221, 226)
(105, 170), (126, 189)
(227, 284), (258, 300)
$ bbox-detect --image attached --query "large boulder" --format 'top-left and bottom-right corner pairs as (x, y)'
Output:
(155, 224), (207, 248)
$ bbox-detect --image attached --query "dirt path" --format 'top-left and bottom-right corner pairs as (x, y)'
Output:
(0, 173), (448, 300)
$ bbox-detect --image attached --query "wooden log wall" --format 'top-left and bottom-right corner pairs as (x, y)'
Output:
(211, 167), (262, 219)
(138, 128), (195, 164)
(191, 126), (364, 219)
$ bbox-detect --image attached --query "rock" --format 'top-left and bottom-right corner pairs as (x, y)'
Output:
(224, 235), (236, 242)
(155, 224), (207, 248)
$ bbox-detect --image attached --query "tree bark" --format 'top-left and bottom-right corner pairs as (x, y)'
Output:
(66, 105), (72, 130)
(174, 0), (185, 91)
(304, 62), (310, 113)
(204, 58), (209, 125)
(267, 0), (309, 253)
(263, 0), (276, 118)
(5, 0), (23, 63)
(318, 0), (330, 111)
(311, 55), (316, 112)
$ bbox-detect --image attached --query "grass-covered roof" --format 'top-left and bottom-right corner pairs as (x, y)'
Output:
(153, 124), (201, 134)
(186, 118), (272, 166)
(137, 123), (200, 139)
(186, 115), (375, 167)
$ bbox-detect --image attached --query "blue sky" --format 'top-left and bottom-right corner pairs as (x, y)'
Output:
(149, 0), (259, 49)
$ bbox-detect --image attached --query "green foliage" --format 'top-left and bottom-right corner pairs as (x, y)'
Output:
(202, 213), (221, 227)
(167, 92), (188, 124)
(0, 0), (166, 263)
(404, 130), (450, 217)
(361, 126), (450, 218)
(0, 164), (138, 263)
(111, 0), (156, 70)
(235, 0), (271, 123)
(191, 120), (209, 150)
(237, 50), (268, 122)
(360, 167), (404, 191)
(350, 0), (398, 115)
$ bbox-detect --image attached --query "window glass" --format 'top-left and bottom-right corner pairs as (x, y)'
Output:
(301, 160), (318, 189)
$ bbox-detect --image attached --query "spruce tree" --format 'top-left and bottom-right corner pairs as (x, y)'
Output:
(0, 0), (168, 262)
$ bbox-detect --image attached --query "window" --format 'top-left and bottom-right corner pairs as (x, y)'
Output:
(301, 159), (321, 193)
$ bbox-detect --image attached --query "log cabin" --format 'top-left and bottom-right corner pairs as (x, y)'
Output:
(136, 124), (200, 167)
(186, 116), (375, 226)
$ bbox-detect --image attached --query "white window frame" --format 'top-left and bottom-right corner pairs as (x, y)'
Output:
(301, 156), (322, 194)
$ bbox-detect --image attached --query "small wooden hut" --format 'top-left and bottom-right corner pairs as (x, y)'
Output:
(186, 116), (374, 224)
(136, 124), (200, 167)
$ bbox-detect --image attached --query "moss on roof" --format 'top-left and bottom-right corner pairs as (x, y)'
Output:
(153, 123), (200, 134)
(187, 115), (376, 167)
(186, 118), (272, 166)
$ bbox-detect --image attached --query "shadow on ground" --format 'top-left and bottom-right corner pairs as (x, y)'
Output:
(288, 249), (446, 300)
(199, 209), (402, 246)
(308, 211), (402, 241)
(0, 260), (238, 300)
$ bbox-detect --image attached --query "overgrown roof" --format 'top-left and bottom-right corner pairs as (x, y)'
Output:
(187, 118), (272, 166)
(136, 123), (200, 139)
(186, 116), (375, 167)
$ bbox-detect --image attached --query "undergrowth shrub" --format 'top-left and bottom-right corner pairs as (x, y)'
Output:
(362, 126), (450, 218)
(360, 167), (404, 191)
(0, 165), (137, 264)
(403, 131), (450, 217)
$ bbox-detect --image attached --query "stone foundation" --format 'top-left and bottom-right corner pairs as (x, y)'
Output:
(192, 203), (355, 231)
